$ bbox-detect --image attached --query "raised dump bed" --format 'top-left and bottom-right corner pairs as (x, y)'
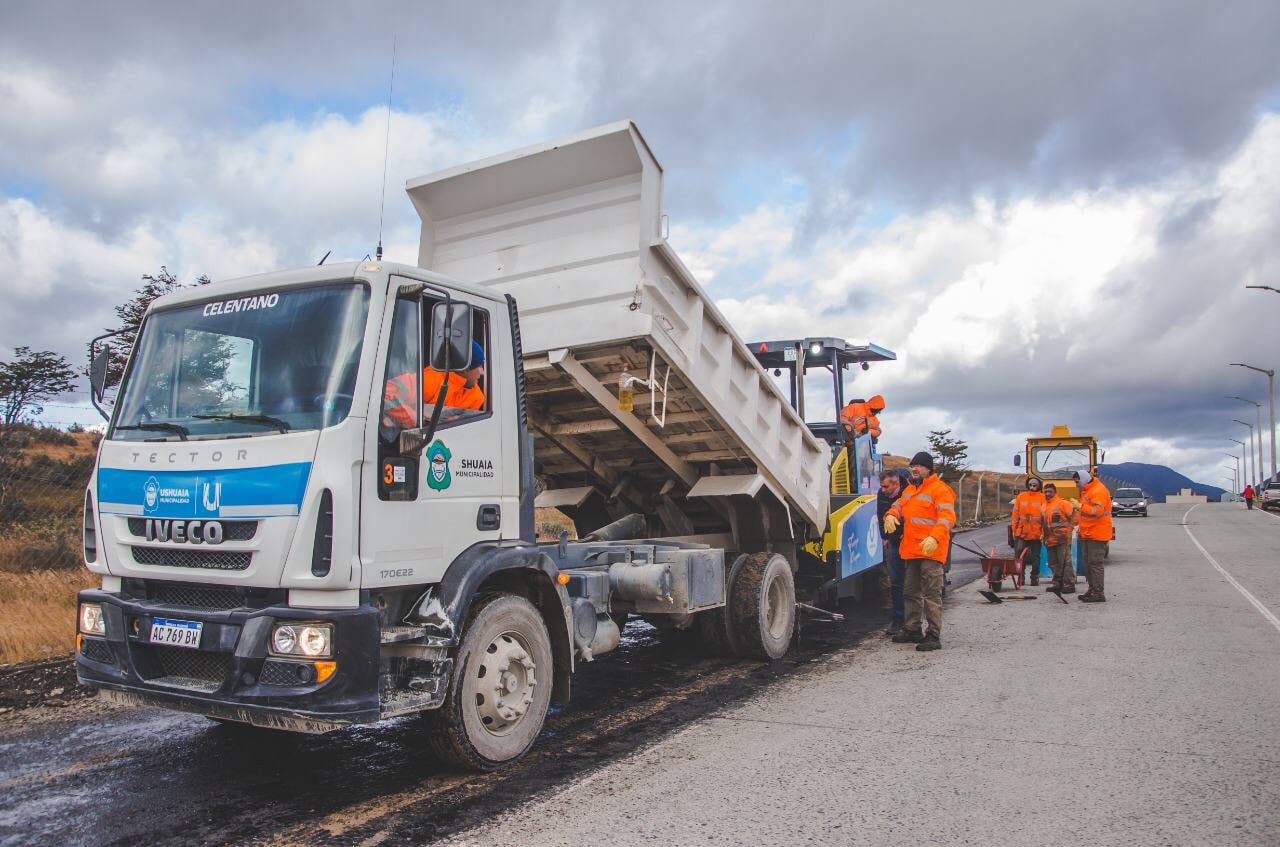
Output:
(406, 122), (830, 541)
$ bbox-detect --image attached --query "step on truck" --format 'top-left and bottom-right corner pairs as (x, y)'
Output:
(75, 121), (894, 769)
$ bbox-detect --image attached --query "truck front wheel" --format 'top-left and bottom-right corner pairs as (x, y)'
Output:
(728, 552), (796, 661)
(427, 594), (553, 771)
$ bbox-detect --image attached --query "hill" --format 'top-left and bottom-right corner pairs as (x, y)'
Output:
(1096, 462), (1226, 503)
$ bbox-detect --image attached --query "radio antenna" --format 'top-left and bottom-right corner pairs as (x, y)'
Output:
(376, 33), (398, 262)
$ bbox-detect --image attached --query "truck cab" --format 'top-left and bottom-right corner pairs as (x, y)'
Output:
(1017, 425), (1100, 501)
(750, 338), (896, 601)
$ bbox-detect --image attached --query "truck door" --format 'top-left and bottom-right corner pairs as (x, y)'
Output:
(363, 282), (507, 588)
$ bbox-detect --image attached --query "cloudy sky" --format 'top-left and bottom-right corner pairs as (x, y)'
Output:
(3, 1), (1279, 487)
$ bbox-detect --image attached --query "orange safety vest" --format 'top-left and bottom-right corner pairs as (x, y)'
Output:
(1011, 490), (1045, 540)
(1041, 497), (1075, 547)
(383, 369), (485, 428)
(887, 472), (956, 563)
(1076, 478), (1113, 541)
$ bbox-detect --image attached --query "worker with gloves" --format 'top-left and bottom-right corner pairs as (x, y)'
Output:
(1243, 484), (1255, 510)
(1040, 483), (1076, 594)
(1071, 471), (1113, 602)
(884, 451), (956, 652)
(839, 394), (885, 440)
(1010, 476), (1046, 586)
(876, 468), (911, 636)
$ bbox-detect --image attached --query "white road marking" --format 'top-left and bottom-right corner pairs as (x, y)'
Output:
(1182, 504), (1280, 635)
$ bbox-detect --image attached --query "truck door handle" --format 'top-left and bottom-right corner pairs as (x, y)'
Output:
(477, 504), (501, 531)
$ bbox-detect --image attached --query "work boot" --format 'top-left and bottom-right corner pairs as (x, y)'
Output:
(1080, 593), (1107, 603)
(1060, 584), (1076, 595)
(916, 633), (942, 652)
(1030, 575), (1040, 586)
(884, 621), (903, 637)
(892, 629), (925, 644)
(1045, 583), (1062, 593)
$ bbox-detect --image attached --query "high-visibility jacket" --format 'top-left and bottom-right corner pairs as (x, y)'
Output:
(1011, 490), (1046, 540)
(1076, 478), (1113, 541)
(383, 369), (485, 427)
(887, 472), (956, 563)
(1041, 496), (1075, 547)
(839, 394), (885, 439)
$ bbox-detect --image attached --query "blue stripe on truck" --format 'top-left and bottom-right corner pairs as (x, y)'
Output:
(97, 463), (312, 519)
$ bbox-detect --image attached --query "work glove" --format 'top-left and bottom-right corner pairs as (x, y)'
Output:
(921, 536), (939, 556)
(1068, 499), (1081, 509)
(883, 515), (899, 534)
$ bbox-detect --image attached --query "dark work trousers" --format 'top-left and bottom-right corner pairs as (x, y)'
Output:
(1016, 539), (1042, 584)
(884, 542), (905, 626)
(1046, 543), (1074, 589)
(1081, 539), (1108, 596)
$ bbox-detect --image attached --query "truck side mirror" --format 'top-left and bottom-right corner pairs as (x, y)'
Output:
(90, 347), (111, 402)
(1013, 454), (1021, 467)
(429, 301), (473, 371)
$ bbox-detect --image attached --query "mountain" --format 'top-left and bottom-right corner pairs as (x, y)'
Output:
(1096, 463), (1226, 503)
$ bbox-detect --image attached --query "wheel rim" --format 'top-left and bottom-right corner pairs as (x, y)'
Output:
(764, 571), (789, 640)
(473, 630), (537, 737)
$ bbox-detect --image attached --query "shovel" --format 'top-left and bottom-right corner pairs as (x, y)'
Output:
(979, 591), (1037, 603)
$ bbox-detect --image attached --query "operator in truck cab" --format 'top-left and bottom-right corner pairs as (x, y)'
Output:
(1010, 476), (1046, 586)
(382, 340), (486, 429)
(1071, 471), (1112, 603)
(884, 451), (955, 652)
(839, 394), (885, 440)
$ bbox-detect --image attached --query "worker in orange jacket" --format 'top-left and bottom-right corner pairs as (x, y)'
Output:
(884, 451), (955, 652)
(382, 341), (486, 430)
(1040, 483), (1076, 594)
(839, 394), (885, 440)
(1071, 471), (1113, 602)
(1010, 476), (1046, 586)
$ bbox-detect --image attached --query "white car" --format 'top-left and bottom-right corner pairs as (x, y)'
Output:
(1261, 482), (1280, 512)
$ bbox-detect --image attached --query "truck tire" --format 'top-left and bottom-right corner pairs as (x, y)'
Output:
(427, 594), (553, 771)
(728, 552), (795, 661)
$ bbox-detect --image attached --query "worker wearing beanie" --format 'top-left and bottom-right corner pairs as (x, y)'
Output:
(1010, 476), (1046, 586)
(1071, 471), (1113, 602)
(884, 451), (956, 651)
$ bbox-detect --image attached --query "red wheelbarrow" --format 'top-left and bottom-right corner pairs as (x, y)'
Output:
(955, 540), (1025, 592)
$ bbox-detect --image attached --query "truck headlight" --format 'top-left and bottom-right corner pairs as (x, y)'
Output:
(79, 603), (106, 636)
(270, 623), (333, 658)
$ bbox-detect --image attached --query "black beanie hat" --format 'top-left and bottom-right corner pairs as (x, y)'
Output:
(909, 451), (934, 471)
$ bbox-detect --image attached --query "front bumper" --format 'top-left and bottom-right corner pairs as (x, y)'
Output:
(1113, 505), (1148, 517)
(74, 588), (382, 732)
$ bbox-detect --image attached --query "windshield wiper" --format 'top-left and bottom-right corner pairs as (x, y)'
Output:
(115, 422), (190, 441)
(192, 413), (291, 433)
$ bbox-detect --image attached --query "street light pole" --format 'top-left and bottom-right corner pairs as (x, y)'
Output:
(1223, 461), (1239, 494)
(1230, 364), (1276, 482)
(1231, 421), (1254, 487)
(1231, 396), (1264, 487)
(1228, 437), (1248, 487)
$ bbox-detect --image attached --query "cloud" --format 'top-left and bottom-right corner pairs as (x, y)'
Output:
(685, 113), (1280, 484)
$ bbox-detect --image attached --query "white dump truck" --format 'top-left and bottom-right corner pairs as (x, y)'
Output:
(75, 122), (893, 769)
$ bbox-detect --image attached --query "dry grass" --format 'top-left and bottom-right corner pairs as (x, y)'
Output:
(0, 569), (100, 665)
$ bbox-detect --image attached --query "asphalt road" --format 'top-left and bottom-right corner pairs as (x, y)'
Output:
(440, 503), (1280, 847)
(0, 523), (1007, 847)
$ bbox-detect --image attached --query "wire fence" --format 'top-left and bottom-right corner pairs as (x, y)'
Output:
(1, 423), (99, 573)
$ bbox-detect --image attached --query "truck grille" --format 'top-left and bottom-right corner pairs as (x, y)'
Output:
(131, 547), (252, 571)
(260, 660), (315, 687)
(151, 584), (247, 610)
(140, 646), (230, 693)
(127, 518), (258, 540)
(79, 637), (115, 665)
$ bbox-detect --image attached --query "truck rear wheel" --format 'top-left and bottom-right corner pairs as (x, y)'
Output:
(728, 552), (795, 660)
(427, 594), (553, 771)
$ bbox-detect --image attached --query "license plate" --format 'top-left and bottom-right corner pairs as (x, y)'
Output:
(150, 618), (203, 649)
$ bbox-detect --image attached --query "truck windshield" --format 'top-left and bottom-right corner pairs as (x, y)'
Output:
(111, 282), (370, 441)
(1032, 445), (1091, 476)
